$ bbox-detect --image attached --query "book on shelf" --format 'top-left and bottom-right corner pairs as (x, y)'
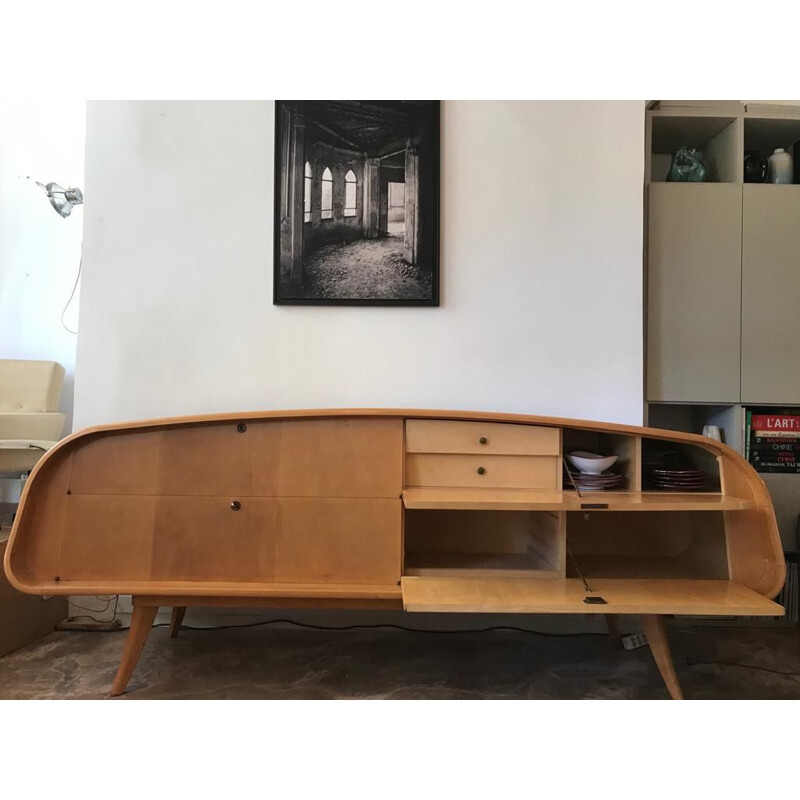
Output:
(746, 411), (800, 474)
(750, 414), (800, 433)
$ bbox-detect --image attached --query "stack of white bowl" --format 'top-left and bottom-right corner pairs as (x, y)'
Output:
(566, 452), (622, 492)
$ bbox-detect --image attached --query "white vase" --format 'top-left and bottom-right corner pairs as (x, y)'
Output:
(768, 148), (794, 184)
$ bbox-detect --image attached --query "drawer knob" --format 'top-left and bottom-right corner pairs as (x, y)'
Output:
(477, 467), (486, 475)
(230, 500), (241, 511)
(479, 437), (488, 445)
(237, 423), (247, 433)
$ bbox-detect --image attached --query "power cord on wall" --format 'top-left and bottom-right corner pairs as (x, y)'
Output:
(60, 253), (81, 334)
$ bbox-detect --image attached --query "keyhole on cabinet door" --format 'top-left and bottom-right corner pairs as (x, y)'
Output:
(477, 467), (486, 475)
(479, 437), (488, 445)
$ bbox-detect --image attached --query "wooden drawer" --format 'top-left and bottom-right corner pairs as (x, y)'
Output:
(406, 419), (559, 456)
(405, 453), (559, 490)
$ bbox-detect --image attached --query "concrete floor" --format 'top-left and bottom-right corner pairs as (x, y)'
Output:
(0, 620), (797, 699)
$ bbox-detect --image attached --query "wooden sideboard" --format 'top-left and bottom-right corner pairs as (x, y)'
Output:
(3, 409), (785, 698)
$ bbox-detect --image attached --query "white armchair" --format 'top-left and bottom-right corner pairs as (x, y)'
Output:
(0, 360), (66, 477)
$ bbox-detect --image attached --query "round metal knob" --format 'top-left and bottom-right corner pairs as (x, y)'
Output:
(479, 437), (488, 445)
(477, 467), (486, 475)
(237, 423), (247, 433)
(230, 500), (241, 511)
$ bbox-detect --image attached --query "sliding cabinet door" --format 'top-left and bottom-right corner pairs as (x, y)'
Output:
(742, 185), (800, 403)
(647, 184), (742, 402)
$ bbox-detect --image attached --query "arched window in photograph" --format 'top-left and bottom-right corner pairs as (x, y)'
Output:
(303, 161), (312, 223)
(321, 167), (333, 219)
(344, 169), (357, 217)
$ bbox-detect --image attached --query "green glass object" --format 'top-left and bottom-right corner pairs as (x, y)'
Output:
(667, 147), (707, 182)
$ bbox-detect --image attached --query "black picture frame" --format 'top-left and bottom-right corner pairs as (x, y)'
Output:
(273, 101), (440, 306)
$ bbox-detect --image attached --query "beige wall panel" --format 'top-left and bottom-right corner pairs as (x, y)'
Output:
(647, 184), (742, 402)
(742, 185), (800, 403)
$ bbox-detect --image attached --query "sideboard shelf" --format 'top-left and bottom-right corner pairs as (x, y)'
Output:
(400, 576), (781, 616)
(402, 488), (751, 512)
(404, 551), (559, 579)
(402, 487), (566, 510)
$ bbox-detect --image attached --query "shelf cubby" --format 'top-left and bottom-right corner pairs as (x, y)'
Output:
(562, 428), (640, 491)
(641, 436), (721, 492)
(403, 509), (565, 579)
(566, 510), (729, 580)
(647, 403), (743, 453)
(743, 116), (800, 171)
(649, 113), (741, 183)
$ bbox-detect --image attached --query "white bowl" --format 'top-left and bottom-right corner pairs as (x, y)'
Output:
(567, 451), (619, 475)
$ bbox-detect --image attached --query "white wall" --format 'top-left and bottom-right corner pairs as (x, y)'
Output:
(0, 101), (85, 432)
(75, 101), (645, 430)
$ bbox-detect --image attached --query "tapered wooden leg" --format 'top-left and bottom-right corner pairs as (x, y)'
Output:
(642, 615), (684, 700)
(169, 606), (187, 638)
(604, 614), (622, 647)
(110, 603), (158, 696)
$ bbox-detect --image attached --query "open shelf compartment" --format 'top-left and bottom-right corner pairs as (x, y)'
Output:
(562, 428), (641, 492)
(647, 403), (743, 454)
(403, 509), (565, 579)
(566, 510), (729, 580)
(743, 117), (800, 172)
(641, 436), (721, 493)
(649, 114), (740, 183)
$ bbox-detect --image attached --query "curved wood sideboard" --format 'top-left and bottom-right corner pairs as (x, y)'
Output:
(3, 409), (785, 698)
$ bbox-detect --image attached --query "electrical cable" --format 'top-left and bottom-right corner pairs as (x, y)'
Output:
(685, 659), (800, 677)
(177, 620), (610, 636)
(69, 598), (112, 614)
(65, 613), (114, 625)
(65, 594), (119, 624)
(61, 615), (800, 677)
(83, 617), (612, 637)
(60, 253), (81, 334)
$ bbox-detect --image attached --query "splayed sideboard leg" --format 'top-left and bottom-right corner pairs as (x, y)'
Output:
(169, 606), (187, 639)
(642, 614), (684, 700)
(110, 602), (158, 696)
(604, 614), (622, 647)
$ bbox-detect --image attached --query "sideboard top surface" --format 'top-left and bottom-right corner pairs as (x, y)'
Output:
(43, 407), (746, 454)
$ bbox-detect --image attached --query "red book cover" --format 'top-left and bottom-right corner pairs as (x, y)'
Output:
(750, 414), (800, 432)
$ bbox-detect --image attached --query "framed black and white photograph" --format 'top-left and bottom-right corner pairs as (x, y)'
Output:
(274, 101), (440, 306)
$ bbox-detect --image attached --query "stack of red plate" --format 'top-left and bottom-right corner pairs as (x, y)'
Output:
(651, 468), (708, 491)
